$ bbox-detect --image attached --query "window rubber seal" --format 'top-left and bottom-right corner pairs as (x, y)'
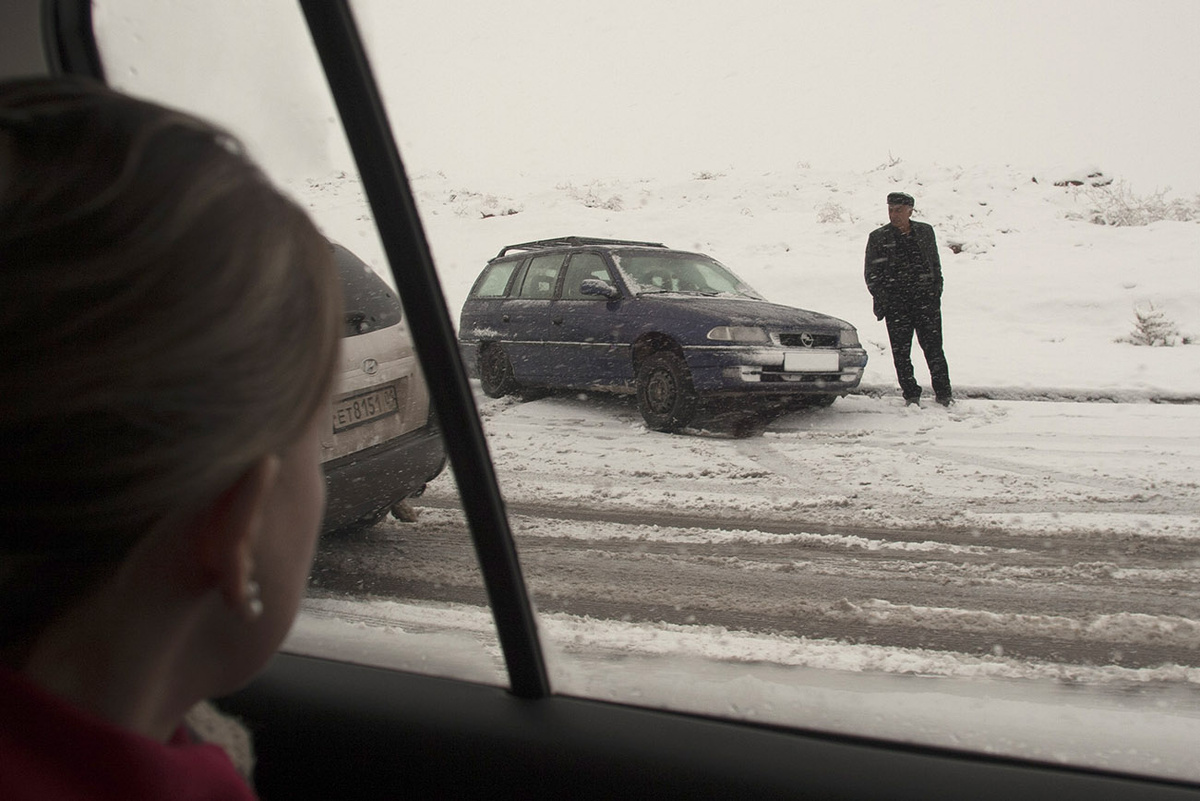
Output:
(297, 0), (550, 699)
(42, 0), (104, 80)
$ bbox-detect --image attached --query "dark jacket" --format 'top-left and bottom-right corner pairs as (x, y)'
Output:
(864, 220), (943, 320)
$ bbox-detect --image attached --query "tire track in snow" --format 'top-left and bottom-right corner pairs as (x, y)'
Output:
(312, 506), (1200, 671)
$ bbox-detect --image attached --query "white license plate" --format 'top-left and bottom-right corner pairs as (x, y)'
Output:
(783, 351), (839, 372)
(332, 385), (400, 432)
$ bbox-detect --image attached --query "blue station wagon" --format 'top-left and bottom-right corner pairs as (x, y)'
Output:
(458, 237), (868, 431)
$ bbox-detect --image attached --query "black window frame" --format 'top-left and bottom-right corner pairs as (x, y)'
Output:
(296, 0), (551, 699)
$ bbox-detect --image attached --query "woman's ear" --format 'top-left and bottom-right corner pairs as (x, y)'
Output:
(191, 456), (281, 615)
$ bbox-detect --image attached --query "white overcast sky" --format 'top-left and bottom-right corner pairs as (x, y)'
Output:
(358, 1), (1200, 193)
(97, 1), (1200, 194)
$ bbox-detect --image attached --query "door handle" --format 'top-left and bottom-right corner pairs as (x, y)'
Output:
(502, 314), (510, 323)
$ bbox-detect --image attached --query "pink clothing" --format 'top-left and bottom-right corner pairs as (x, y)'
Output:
(0, 666), (256, 800)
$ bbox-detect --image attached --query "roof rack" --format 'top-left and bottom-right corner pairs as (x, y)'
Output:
(494, 236), (667, 259)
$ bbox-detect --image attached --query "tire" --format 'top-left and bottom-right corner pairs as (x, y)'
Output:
(479, 344), (519, 398)
(636, 351), (698, 432)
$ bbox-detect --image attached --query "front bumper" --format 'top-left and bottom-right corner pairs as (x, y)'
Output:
(685, 345), (868, 394)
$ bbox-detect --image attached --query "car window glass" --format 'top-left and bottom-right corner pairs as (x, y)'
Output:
(350, 0), (1200, 785)
(618, 253), (757, 297)
(561, 253), (611, 299)
(334, 245), (403, 336)
(90, 0), (507, 688)
(471, 258), (522, 298)
(516, 254), (563, 299)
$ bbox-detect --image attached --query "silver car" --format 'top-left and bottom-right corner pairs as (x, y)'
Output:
(321, 243), (445, 533)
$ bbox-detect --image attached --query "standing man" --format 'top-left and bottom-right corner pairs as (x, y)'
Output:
(864, 191), (952, 406)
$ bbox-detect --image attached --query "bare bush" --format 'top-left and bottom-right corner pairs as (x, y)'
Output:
(560, 181), (624, 211)
(1117, 303), (1182, 346)
(816, 201), (850, 224)
(1082, 181), (1200, 226)
(871, 152), (902, 171)
(444, 188), (522, 218)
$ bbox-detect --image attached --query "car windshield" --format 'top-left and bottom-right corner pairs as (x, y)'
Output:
(616, 252), (764, 299)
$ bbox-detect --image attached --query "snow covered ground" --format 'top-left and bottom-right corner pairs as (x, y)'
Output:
(304, 158), (1200, 398)
(287, 160), (1200, 783)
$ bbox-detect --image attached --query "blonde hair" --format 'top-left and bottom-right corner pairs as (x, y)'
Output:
(0, 77), (342, 656)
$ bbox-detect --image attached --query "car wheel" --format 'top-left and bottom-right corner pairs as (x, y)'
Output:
(636, 351), (698, 432)
(479, 344), (519, 398)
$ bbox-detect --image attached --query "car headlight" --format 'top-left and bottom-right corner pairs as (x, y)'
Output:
(839, 328), (860, 347)
(707, 326), (770, 343)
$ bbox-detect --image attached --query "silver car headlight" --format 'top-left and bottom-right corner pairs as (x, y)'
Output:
(707, 326), (770, 344)
(839, 328), (860, 347)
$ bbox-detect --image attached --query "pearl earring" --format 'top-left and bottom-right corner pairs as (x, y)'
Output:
(243, 580), (264, 620)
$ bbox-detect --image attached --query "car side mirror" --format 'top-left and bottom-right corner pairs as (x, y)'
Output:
(580, 279), (620, 299)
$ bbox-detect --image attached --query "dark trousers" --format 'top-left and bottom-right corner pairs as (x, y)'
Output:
(885, 302), (951, 401)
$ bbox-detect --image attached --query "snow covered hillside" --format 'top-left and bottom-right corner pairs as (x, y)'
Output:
(303, 158), (1200, 400)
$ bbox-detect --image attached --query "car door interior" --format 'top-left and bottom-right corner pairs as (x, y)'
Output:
(18, 0), (1200, 797)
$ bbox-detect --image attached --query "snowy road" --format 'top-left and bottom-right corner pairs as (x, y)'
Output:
(309, 392), (1200, 673)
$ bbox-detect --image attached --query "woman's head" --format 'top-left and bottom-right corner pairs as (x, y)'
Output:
(0, 77), (342, 663)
